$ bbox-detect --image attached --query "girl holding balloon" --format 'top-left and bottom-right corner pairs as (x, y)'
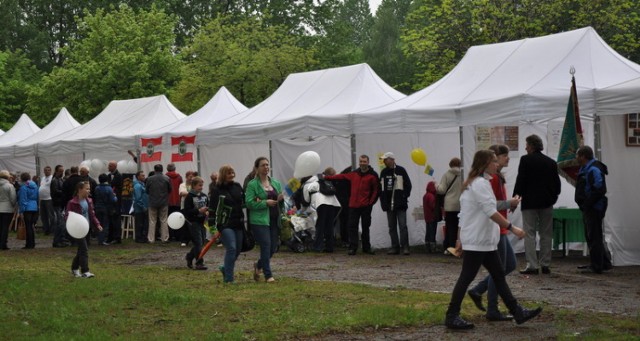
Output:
(65, 181), (102, 278)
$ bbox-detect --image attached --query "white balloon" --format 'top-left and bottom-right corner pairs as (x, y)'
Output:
(66, 211), (90, 239)
(126, 160), (138, 173)
(80, 160), (91, 170)
(117, 160), (127, 173)
(293, 151), (321, 178)
(168, 212), (185, 230)
(91, 159), (104, 174)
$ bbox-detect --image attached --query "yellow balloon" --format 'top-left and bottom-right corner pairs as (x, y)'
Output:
(411, 148), (427, 166)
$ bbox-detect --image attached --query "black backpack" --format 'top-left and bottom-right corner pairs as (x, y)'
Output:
(318, 179), (336, 196)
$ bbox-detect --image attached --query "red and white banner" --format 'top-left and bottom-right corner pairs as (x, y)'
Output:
(140, 137), (162, 163)
(171, 135), (196, 162)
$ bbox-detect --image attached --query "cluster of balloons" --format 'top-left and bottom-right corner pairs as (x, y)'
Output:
(293, 151), (321, 179)
(79, 158), (138, 177)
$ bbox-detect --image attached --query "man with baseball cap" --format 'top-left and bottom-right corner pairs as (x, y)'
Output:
(379, 152), (412, 255)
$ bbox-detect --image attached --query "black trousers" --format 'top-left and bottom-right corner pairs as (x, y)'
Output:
(443, 211), (460, 249)
(582, 209), (612, 271)
(348, 205), (373, 252)
(71, 237), (90, 273)
(446, 250), (518, 318)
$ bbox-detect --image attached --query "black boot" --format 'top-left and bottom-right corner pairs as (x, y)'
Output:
(445, 315), (474, 330)
(512, 305), (542, 325)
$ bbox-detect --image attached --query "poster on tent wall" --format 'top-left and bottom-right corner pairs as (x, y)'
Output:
(171, 135), (195, 162)
(475, 126), (519, 153)
(121, 173), (134, 214)
(140, 137), (162, 162)
(626, 113), (640, 146)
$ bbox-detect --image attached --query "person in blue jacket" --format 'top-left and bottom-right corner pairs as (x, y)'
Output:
(575, 145), (612, 274)
(18, 172), (39, 249)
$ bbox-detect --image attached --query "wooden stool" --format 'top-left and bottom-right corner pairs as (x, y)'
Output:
(121, 215), (135, 239)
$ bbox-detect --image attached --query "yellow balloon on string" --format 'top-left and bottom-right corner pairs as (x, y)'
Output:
(410, 148), (427, 166)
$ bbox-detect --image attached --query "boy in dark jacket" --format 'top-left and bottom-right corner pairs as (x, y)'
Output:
(423, 181), (438, 253)
(184, 177), (209, 270)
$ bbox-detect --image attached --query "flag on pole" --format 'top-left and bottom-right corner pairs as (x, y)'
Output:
(140, 137), (162, 163)
(171, 135), (196, 162)
(557, 73), (584, 186)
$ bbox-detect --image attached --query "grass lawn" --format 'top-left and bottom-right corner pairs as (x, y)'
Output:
(1, 237), (638, 340)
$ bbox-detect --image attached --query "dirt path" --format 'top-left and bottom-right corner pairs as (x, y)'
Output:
(132, 244), (639, 340)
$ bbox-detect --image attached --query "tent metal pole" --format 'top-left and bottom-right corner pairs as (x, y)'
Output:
(268, 140), (273, 177)
(459, 126), (465, 183)
(594, 114), (602, 160)
(350, 134), (356, 170)
(196, 145), (201, 175)
(35, 156), (41, 178)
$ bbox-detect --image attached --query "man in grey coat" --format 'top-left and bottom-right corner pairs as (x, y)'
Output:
(146, 164), (172, 243)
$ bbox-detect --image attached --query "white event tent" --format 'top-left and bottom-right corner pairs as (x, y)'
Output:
(2, 108), (82, 173)
(140, 87), (250, 176)
(0, 114), (41, 173)
(357, 27), (640, 265)
(195, 63), (419, 249)
(37, 95), (186, 164)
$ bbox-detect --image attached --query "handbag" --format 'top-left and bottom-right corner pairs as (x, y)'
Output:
(241, 223), (255, 252)
(436, 175), (458, 222)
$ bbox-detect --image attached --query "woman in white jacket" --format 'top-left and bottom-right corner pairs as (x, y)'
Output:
(301, 173), (341, 253)
(444, 150), (541, 330)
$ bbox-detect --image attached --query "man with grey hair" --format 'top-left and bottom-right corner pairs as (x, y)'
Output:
(513, 134), (561, 275)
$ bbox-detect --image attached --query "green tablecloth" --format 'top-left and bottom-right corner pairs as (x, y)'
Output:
(553, 208), (586, 249)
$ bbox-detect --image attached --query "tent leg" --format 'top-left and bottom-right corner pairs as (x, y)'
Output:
(594, 114), (602, 160)
(350, 134), (356, 170)
(459, 126), (465, 182)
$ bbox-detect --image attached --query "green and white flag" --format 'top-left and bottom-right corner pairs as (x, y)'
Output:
(557, 75), (583, 186)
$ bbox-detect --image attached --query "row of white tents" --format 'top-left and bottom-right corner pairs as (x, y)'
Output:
(1, 27), (639, 265)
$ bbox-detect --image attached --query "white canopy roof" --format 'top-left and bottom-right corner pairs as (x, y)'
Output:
(0, 108), (80, 158)
(0, 114), (41, 146)
(196, 63), (406, 144)
(142, 87), (247, 148)
(37, 95), (186, 156)
(356, 27), (640, 132)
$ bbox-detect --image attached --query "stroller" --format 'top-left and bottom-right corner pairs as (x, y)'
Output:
(281, 195), (315, 253)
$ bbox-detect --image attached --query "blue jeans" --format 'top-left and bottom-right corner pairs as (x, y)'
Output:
(469, 234), (517, 314)
(252, 215), (279, 279)
(187, 221), (205, 266)
(386, 209), (408, 250)
(221, 227), (243, 283)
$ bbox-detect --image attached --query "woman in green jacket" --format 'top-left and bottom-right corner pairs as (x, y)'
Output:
(245, 157), (283, 283)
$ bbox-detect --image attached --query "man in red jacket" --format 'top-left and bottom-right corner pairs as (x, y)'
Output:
(325, 155), (379, 255)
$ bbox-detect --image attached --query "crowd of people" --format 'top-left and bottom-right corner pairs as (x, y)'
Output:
(0, 137), (612, 329)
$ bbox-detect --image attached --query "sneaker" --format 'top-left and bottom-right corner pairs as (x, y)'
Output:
(218, 265), (225, 278)
(195, 264), (208, 271)
(81, 272), (95, 278)
(519, 267), (539, 275)
(266, 277), (276, 283)
(387, 248), (400, 255)
(72, 269), (81, 277)
(180, 243), (187, 247)
(541, 266), (551, 274)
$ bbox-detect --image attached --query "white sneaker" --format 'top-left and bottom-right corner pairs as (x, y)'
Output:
(72, 269), (81, 277)
(81, 272), (95, 278)
(180, 243), (187, 247)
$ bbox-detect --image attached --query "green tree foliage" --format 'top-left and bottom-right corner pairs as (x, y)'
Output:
(27, 5), (181, 123)
(312, 0), (374, 68)
(364, 0), (414, 94)
(403, 0), (640, 90)
(0, 50), (43, 130)
(171, 15), (316, 113)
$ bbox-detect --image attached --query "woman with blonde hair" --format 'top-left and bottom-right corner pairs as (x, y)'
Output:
(210, 164), (245, 283)
(444, 150), (540, 330)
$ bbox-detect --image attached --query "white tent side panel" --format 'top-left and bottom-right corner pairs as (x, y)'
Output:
(600, 115), (640, 266)
(198, 143), (270, 192)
